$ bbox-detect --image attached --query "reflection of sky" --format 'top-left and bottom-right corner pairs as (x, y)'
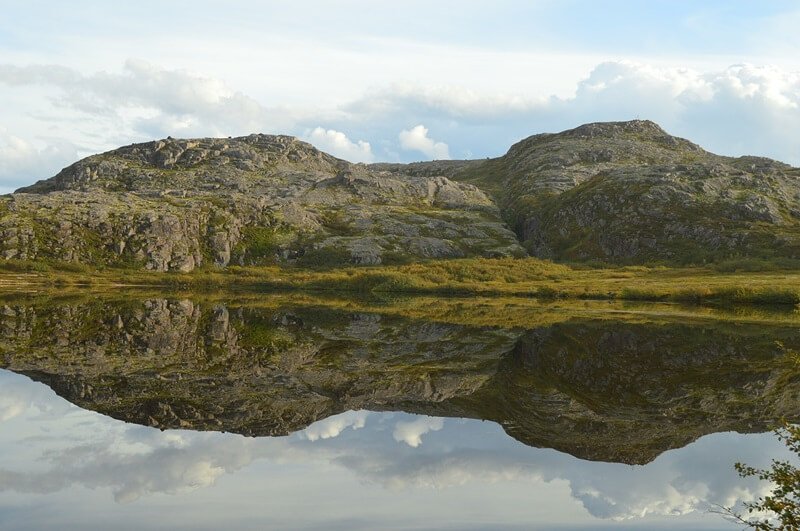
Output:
(0, 370), (790, 530)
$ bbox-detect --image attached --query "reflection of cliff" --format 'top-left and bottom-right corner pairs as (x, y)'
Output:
(0, 296), (798, 464)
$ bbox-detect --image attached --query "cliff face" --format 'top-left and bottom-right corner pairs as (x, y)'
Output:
(1, 294), (798, 464)
(2, 121), (799, 270)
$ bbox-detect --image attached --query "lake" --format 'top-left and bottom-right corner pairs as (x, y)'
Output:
(0, 292), (796, 530)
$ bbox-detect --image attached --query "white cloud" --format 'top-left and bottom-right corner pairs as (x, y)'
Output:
(305, 127), (374, 162)
(0, 60), (300, 140)
(1, 59), (800, 189)
(566, 61), (800, 162)
(0, 130), (79, 191)
(301, 410), (370, 441)
(346, 83), (547, 121)
(392, 415), (445, 447)
(398, 125), (450, 160)
(362, 61), (800, 164)
(0, 395), (26, 422)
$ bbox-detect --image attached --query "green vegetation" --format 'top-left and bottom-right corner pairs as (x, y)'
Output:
(722, 422), (800, 530)
(6, 121), (800, 275)
(233, 226), (295, 263)
(318, 209), (358, 236)
(713, 257), (800, 273)
(440, 121), (800, 267)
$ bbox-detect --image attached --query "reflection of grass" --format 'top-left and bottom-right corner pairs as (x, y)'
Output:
(2, 256), (800, 307)
(3, 288), (800, 332)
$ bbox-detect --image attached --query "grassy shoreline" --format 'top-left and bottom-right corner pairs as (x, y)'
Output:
(1, 257), (799, 307)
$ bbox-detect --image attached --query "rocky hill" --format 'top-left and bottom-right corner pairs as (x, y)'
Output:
(1, 135), (522, 271)
(378, 120), (800, 265)
(2, 120), (799, 270)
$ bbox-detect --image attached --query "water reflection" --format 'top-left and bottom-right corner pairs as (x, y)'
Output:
(0, 293), (798, 529)
(0, 295), (797, 463)
(0, 370), (790, 530)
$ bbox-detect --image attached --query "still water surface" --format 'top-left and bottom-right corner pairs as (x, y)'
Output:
(0, 293), (796, 530)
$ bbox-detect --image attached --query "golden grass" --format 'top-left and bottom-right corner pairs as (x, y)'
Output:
(1, 256), (800, 307)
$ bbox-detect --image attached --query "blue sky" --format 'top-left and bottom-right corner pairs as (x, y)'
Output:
(1, 1), (799, 191)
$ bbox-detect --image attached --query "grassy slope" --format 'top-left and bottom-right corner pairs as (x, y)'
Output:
(2, 256), (800, 307)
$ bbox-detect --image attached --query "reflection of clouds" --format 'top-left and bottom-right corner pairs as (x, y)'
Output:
(0, 428), (271, 503)
(0, 395), (26, 421)
(594, 434), (784, 519)
(392, 416), (444, 447)
(300, 410), (369, 442)
(106, 437), (244, 503)
(0, 371), (73, 421)
(334, 426), (780, 520)
(0, 369), (793, 522)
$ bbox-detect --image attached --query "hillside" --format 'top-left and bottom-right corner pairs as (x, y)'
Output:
(377, 120), (800, 265)
(1, 135), (522, 271)
(2, 120), (800, 271)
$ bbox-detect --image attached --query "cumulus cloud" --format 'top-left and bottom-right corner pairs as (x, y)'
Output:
(0, 60), (298, 140)
(0, 60), (326, 183)
(300, 410), (370, 441)
(348, 61), (800, 164)
(339, 421), (784, 521)
(347, 83), (546, 122)
(305, 127), (374, 162)
(1, 59), (800, 189)
(0, 395), (27, 422)
(398, 125), (451, 160)
(0, 433), (261, 503)
(392, 415), (445, 447)
(565, 61), (800, 161)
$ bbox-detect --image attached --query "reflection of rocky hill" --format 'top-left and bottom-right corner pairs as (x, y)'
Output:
(440, 321), (800, 464)
(0, 295), (798, 464)
(0, 298), (514, 435)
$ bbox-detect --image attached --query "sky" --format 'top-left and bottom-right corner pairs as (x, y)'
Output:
(0, 1), (799, 192)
